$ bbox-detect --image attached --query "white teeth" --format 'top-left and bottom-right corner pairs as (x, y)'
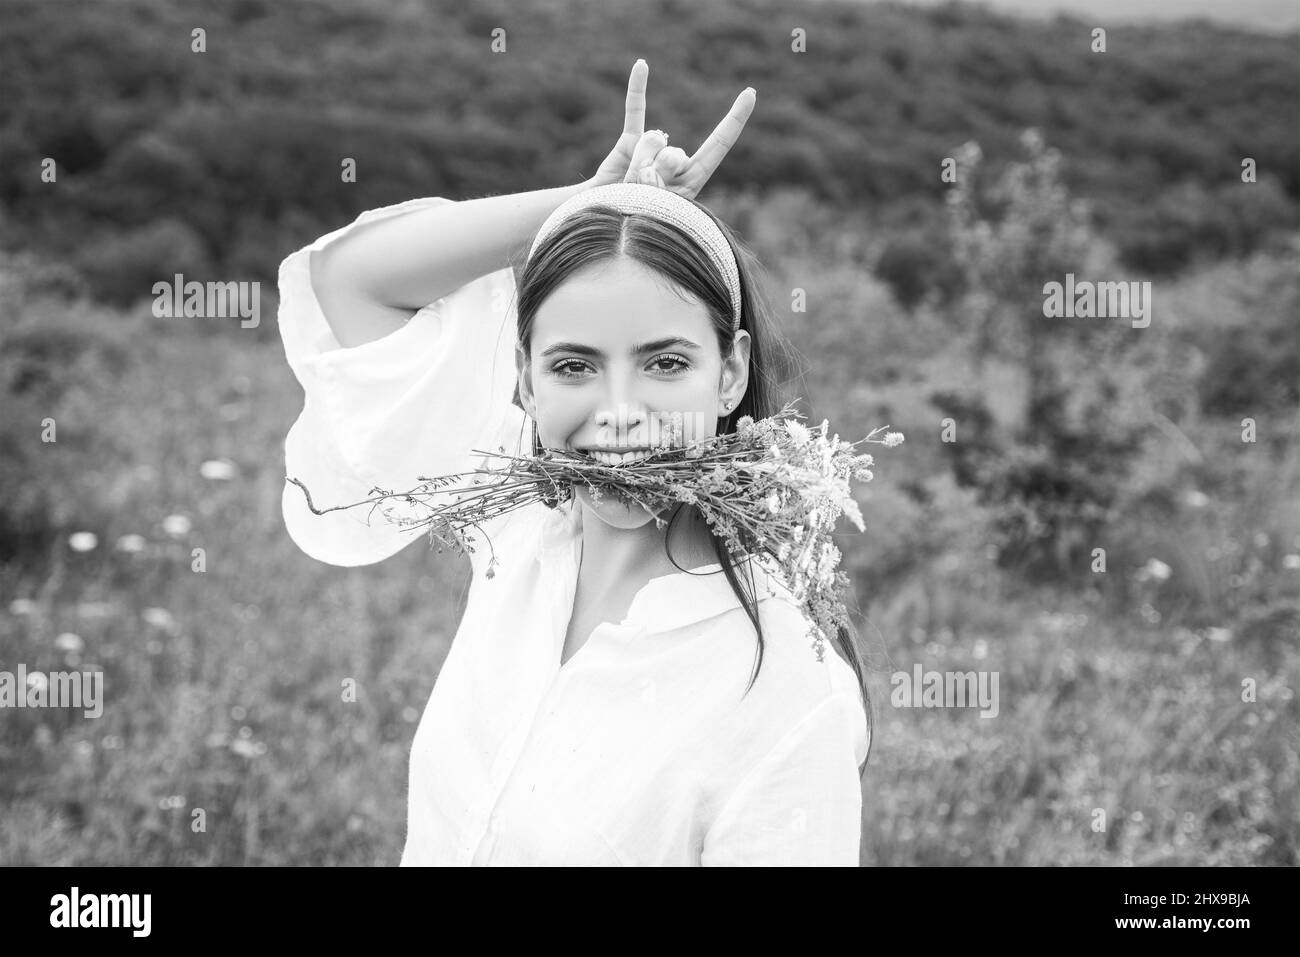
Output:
(589, 450), (650, 465)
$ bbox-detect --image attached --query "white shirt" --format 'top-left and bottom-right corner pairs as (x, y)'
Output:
(276, 196), (870, 866)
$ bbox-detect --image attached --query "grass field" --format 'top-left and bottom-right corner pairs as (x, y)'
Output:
(0, 224), (1296, 866)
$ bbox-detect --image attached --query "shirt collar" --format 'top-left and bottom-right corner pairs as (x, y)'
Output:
(625, 560), (802, 634)
(537, 495), (803, 634)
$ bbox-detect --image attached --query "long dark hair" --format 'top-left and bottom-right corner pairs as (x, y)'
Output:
(509, 198), (873, 775)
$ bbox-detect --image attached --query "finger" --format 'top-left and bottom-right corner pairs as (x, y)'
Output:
(623, 59), (648, 136)
(689, 87), (756, 184)
(623, 129), (669, 183)
(637, 165), (665, 188)
(652, 146), (689, 183)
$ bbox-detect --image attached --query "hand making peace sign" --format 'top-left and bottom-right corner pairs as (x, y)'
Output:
(584, 59), (756, 201)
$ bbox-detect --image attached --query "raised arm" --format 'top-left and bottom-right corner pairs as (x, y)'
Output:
(309, 57), (756, 348)
(311, 182), (588, 348)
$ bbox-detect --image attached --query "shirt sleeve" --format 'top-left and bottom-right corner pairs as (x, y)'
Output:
(701, 692), (868, 867)
(276, 196), (528, 569)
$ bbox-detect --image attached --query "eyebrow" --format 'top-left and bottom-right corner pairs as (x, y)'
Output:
(538, 337), (703, 360)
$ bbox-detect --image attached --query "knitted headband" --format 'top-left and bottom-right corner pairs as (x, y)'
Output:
(526, 182), (743, 331)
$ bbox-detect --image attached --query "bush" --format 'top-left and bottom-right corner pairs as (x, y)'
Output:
(1196, 254), (1300, 416)
(72, 218), (211, 308)
(1113, 175), (1300, 276)
(0, 253), (135, 561)
(941, 130), (1151, 580)
(874, 229), (964, 310)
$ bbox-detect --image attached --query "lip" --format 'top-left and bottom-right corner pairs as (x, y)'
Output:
(573, 447), (651, 454)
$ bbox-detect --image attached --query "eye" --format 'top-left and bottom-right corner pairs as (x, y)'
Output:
(549, 355), (691, 379)
(550, 359), (592, 379)
(649, 354), (690, 375)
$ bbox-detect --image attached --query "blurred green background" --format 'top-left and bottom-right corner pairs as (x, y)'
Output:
(1, 0), (1296, 865)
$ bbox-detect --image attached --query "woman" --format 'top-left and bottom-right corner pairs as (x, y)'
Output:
(277, 60), (871, 865)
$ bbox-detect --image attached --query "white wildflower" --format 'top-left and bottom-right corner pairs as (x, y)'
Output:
(54, 632), (84, 654)
(230, 739), (265, 759)
(162, 514), (192, 537)
(1142, 558), (1172, 582)
(784, 420), (812, 448)
(69, 532), (98, 552)
(842, 497), (865, 532)
(142, 607), (176, 631)
(115, 534), (147, 553)
(199, 459), (238, 481)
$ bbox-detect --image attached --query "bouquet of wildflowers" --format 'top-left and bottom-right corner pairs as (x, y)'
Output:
(289, 400), (903, 661)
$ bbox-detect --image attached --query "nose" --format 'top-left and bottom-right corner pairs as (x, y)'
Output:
(595, 401), (646, 433)
(597, 362), (650, 424)
(592, 366), (654, 446)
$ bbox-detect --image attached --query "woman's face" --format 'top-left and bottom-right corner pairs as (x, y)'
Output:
(517, 256), (750, 529)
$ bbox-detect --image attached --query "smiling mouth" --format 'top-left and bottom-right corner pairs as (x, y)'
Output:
(572, 447), (654, 465)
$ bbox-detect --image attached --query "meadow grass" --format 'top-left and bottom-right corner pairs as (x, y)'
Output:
(0, 253), (1295, 866)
